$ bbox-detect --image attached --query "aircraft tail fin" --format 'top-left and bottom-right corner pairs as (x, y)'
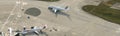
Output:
(65, 6), (69, 10)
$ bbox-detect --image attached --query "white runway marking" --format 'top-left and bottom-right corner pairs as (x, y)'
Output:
(0, 2), (18, 31)
(0, 0), (27, 31)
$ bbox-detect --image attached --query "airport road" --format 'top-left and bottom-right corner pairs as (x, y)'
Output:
(0, 0), (120, 36)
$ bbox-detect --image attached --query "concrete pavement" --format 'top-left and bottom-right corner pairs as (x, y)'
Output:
(0, 0), (120, 36)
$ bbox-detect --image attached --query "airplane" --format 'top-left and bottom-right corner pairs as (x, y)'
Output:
(8, 25), (47, 36)
(48, 6), (69, 14)
(18, 26), (42, 36)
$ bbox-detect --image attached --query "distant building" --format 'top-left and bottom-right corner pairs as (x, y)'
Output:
(0, 32), (4, 36)
(102, 0), (110, 2)
(111, 3), (120, 10)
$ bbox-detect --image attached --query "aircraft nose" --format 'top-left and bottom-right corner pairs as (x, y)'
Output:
(48, 7), (52, 9)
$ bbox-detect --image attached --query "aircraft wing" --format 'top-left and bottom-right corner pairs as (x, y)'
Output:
(34, 31), (39, 35)
(52, 8), (57, 13)
(18, 31), (28, 34)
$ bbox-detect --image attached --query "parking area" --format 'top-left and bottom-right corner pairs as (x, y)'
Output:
(0, 0), (120, 36)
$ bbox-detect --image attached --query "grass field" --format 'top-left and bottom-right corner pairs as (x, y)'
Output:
(82, 1), (120, 24)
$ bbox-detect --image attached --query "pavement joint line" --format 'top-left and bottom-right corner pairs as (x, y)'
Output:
(0, 0), (25, 31)
(0, 3), (18, 31)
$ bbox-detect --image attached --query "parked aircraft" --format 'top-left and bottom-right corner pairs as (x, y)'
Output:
(48, 6), (69, 14)
(8, 25), (47, 36)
